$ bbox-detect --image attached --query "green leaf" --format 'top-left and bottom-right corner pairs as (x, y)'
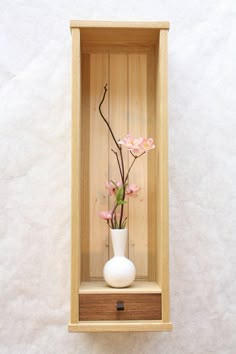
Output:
(116, 186), (124, 202)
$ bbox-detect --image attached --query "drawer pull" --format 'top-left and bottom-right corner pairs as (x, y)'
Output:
(116, 301), (124, 311)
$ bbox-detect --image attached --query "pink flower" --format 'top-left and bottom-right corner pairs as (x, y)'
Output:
(106, 181), (122, 196)
(126, 184), (140, 197)
(118, 134), (143, 154)
(99, 211), (112, 220)
(118, 134), (155, 155)
(139, 137), (155, 152)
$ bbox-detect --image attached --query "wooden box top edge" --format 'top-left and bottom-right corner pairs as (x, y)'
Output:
(70, 20), (170, 30)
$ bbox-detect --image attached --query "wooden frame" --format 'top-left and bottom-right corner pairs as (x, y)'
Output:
(69, 20), (172, 332)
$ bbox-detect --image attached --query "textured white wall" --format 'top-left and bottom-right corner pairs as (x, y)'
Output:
(1, 1), (236, 353)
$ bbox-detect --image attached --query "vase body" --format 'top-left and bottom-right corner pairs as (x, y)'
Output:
(103, 228), (136, 288)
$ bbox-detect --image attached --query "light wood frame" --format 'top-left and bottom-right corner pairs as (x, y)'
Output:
(69, 20), (172, 332)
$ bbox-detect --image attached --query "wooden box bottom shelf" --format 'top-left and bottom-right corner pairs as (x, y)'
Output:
(79, 293), (162, 321)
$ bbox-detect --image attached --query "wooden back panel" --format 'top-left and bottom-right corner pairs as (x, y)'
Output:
(81, 49), (157, 280)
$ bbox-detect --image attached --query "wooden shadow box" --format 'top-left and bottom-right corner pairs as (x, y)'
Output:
(68, 20), (172, 332)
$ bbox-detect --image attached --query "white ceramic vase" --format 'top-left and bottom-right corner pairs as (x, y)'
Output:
(103, 228), (136, 288)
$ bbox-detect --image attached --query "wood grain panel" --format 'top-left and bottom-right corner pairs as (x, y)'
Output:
(89, 54), (109, 278)
(128, 54), (148, 278)
(71, 28), (81, 323)
(80, 28), (159, 47)
(147, 51), (157, 280)
(109, 54), (128, 257)
(156, 30), (170, 322)
(79, 293), (161, 321)
(81, 53), (90, 280)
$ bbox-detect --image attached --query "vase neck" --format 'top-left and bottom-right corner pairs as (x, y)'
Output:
(110, 229), (128, 257)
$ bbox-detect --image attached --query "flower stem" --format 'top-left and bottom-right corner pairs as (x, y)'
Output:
(111, 202), (119, 228)
(118, 147), (126, 228)
(125, 156), (136, 183)
(125, 151), (146, 183)
(111, 149), (122, 179)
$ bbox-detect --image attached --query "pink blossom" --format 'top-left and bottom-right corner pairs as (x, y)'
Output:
(126, 184), (140, 197)
(139, 137), (155, 152)
(99, 211), (112, 220)
(106, 181), (122, 196)
(118, 134), (155, 155)
(118, 134), (144, 154)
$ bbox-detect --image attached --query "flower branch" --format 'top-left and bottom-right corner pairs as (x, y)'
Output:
(98, 85), (155, 229)
(124, 151), (146, 183)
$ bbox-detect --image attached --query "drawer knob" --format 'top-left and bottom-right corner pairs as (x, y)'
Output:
(116, 301), (125, 311)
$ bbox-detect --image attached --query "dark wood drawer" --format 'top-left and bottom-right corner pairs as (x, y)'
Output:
(79, 293), (161, 321)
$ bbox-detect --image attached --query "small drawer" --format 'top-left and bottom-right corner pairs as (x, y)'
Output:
(79, 293), (161, 321)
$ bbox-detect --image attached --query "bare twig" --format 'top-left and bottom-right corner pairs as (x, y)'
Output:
(111, 149), (122, 179)
(99, 84), (121, 151)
